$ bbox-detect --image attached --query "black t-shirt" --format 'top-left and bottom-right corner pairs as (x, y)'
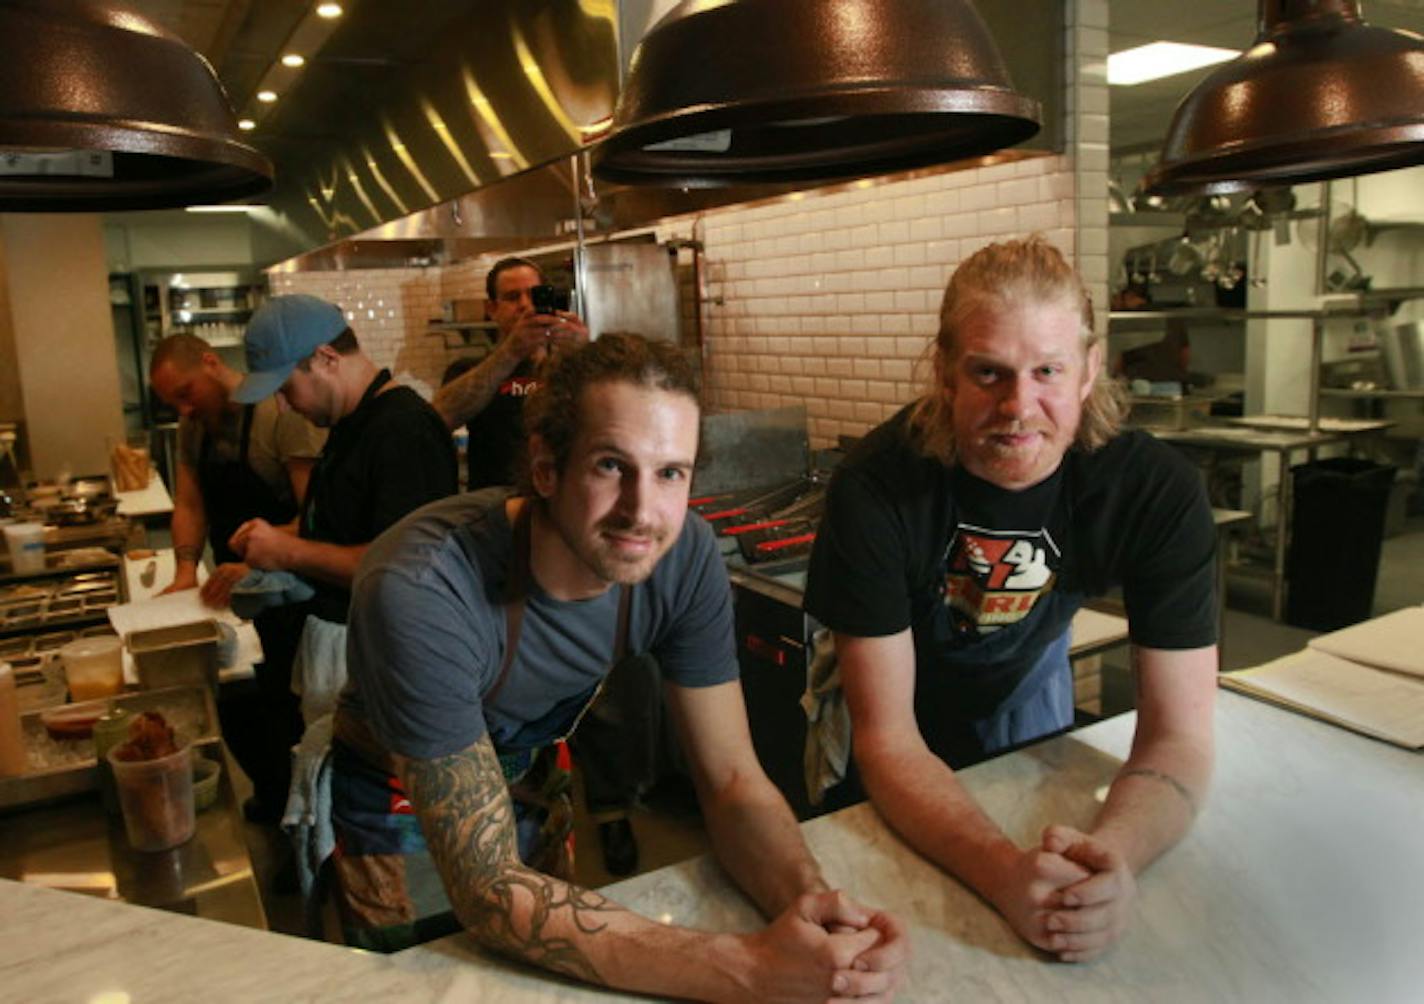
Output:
(464, 362), (540, 491)
(301, 369), (459, 622)
(805, 405), (1216, 722)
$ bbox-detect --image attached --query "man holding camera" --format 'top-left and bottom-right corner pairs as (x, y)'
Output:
(434, 257), (588, 490)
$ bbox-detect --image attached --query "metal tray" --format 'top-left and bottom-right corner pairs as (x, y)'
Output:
(0, 685), (220, 812)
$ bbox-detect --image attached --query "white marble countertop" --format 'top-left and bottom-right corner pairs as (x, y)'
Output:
(4, 690), (1421, 1002)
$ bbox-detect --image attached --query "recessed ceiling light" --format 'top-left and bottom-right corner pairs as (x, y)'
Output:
(238, 118), (256, 130)
(1108, 42), (1239, 86)
(281, 53), (305, 68)
(257, 90), (278, 103)
(316, 3), (343, 18)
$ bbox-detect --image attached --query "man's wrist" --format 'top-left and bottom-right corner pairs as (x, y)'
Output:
(978, 838), (1030, 909)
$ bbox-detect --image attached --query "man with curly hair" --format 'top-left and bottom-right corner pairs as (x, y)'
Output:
(334, 332), (907, 1001)
(806, 236), (1218, 963)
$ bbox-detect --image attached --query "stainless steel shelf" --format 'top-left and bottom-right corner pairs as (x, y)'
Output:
(1319, 387), (1424, 400)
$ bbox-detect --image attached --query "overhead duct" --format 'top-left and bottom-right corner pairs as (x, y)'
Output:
(593, 0), (1042, 187)
(1143, 0), (1424, 197)
(0, 0), (272, 212)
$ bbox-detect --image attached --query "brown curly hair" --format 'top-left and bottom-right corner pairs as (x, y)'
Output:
(519, 332), (701, 491)
(908, 235), (1126, 464)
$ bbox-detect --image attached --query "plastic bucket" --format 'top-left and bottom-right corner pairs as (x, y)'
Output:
(108, 740), (195, 852)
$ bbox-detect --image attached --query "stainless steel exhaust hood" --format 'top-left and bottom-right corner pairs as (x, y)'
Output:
(0, 0), (272, 212)
(1143, 0), (1424, 197)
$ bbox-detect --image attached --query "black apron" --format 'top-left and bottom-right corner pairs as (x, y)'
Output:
(199, 404), (307, 810)
(911, 465), (1084, 767)
(197, 404), (297, 563)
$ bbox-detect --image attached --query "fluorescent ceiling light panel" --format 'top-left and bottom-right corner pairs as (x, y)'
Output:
(185, 204), (258, 212)
(1108, 42), (1239, 86)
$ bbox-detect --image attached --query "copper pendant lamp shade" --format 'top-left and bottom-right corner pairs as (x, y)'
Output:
(1143, 0), (1424, 197)
(0, 0), (273, 212)
(593, 0), (1041, 187)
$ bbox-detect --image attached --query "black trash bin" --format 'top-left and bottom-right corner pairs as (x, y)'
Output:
(1285, 458), (1395, 631)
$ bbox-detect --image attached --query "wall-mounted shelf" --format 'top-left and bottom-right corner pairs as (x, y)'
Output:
(427, 321), (496, 352)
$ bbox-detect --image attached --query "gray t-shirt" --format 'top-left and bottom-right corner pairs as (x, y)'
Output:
(177, 396), (326, 504)
(343, 489), (739, 761)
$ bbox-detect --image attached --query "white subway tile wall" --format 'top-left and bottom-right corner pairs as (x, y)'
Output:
(268, 264), (487, 400)
(269, 0), (1109, 452)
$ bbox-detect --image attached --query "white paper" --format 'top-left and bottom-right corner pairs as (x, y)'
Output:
(107, 588), (263, 685)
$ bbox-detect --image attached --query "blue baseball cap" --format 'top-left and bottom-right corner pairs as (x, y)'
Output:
(233, 295), (348, 404)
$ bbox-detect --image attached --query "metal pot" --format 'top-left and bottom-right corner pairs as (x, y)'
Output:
(1379, 320), (1424, 390)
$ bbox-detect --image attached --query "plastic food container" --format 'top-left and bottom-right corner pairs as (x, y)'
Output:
(127, 621), (221, 691)
(3, 522), (45, 575)
(61, 636), (124, 701)
(108, 740), (195, 852)
(40, 702), (106, 740)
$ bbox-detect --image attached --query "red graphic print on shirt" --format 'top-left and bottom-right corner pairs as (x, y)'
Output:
(943, 524), (1061, 632)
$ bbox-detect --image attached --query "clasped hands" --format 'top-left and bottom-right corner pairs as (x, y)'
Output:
(745, 889), (908, 1004)
(994, 824), (1136, 963)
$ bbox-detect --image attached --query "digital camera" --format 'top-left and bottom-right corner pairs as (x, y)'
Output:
(530, 284), (571, 314)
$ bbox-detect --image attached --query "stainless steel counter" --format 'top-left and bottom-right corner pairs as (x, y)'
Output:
(0, 745), (266, 931)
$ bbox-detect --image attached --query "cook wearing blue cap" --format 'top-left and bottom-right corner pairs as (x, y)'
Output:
(233, 294), (348, 405)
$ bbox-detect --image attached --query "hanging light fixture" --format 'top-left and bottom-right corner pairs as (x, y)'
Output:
(1143, 0), (1424, 197)
(593, 0), (1041, 188)
(0, 0), (273, 212)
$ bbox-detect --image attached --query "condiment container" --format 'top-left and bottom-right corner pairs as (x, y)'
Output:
(62, 636), (124, 701)
(0, 662), (27, 777)
(3, 522), (45, 575)
(108, 740), (195, 852)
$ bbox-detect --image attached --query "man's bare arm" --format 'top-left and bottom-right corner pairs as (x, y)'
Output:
(1084, 644), (1216, 870)
(837, 629), (1089, 952)
(663, 679), (829, 914)
(163, 461), (206, 592)
(396, 737), (888, 1001)
(1033, 643), (1216, 961)
(431, 349), (521, 430)
(228, 518), (366, 587)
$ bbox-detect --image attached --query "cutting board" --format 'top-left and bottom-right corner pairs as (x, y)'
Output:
(1221, 648), (1424, 750)
(1307, 606), (1424, 680)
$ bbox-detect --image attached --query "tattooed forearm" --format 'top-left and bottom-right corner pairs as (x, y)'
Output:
(1120, 766), (1198, 816)
(432, 352), (512, 429)
(399, 741), (625, 984)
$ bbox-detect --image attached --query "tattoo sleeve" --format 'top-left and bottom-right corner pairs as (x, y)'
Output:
(398, 739), (625, 984)
(431, 353), (510, 429)
(1120, 766), (1198, 816)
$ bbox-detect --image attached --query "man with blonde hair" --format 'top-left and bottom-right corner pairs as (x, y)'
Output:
(805, 235), (1217, 962)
